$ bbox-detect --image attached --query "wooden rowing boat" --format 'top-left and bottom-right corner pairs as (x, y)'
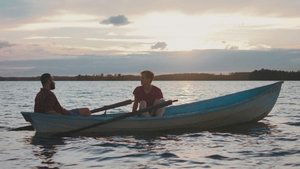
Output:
(21, 81), (283, 134)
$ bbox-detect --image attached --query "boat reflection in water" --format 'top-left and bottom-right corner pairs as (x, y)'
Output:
(22, 120), (274, 168)
(29, 134), (65, 169)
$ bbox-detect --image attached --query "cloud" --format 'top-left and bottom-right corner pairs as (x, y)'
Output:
(222, 41), (239, 50)
(225, 45), (239, 50)
(84, 37), (153, 43)
(53, 0), (300, 17)
(2, 0), (300, 25)
(249, 44), (272, 50)
(151, 42), (167, 50)
(1, 49), (299, 76)
(0, 42), (73, 61)
(101, 15), (130, 26)
(0, 41), (134, 61)
(24, 36), (72, 40)
(0, 40), (15, 49)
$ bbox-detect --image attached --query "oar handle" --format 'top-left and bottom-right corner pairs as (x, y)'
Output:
(90, 99), (133, 113)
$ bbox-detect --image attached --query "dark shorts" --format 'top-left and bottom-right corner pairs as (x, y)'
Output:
(69, 109), (80, 115)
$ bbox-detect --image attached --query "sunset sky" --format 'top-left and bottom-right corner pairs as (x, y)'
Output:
(0, 0), (300, 76)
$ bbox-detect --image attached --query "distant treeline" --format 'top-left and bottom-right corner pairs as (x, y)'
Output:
(0, 69), (299, 81)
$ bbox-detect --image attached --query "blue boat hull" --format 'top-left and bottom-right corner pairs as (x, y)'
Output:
(21, 81), (283, 134)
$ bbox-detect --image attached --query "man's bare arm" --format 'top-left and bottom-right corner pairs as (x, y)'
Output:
(132, 99), (139, 112)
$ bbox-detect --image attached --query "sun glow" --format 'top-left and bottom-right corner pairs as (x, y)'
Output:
(132, 12), (219, 50)
(131, 12), (300, 50)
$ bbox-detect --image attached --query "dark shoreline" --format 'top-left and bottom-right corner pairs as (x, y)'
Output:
(1, 69), (299, 81)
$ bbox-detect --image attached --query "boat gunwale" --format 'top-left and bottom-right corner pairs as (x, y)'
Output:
(164, 81), (283, 118)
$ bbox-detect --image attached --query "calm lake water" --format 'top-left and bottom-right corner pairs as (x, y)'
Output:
(0, 81), (299, 168)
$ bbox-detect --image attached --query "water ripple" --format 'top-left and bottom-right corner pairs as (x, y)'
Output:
(285, 122), (300, 126)
(254, 149), (300, 157)
(206, 154), (240, 161)
(160, 152), (178, 158)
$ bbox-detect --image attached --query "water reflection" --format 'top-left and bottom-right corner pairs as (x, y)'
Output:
(92, 134), (172, 151)
(210, 122), (274, 136)
(86, 134), (182, 166)
(29, 134), (65, 169)
(109, 121), (274, 137)
(21, 121), (281, 168)
(1, 81), (297, 168)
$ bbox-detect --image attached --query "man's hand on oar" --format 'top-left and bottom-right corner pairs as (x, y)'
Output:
(11, 99), (134, 131)
(56, 100), (178, 136)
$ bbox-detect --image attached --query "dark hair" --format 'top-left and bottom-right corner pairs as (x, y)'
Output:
(141, 70), (154, 80)
(40, 73), (51, 85)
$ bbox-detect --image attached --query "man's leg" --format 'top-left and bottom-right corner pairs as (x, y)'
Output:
(139, 101), (151, 117)
(153, 99), (165, 117)
(69, 108), (91, 116)
(78, 108), (91, 116)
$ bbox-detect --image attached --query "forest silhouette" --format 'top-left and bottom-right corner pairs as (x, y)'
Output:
(1, 69), (299, 81)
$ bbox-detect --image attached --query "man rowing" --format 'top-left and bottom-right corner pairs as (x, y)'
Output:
(132, 70), (165, 117)
(34, 73), (91, 116)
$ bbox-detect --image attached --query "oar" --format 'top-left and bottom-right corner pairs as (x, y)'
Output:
(10, 125), (34, 131)
(56, 100), (178, 136)
(10, 99), (133, 131)
(90, 99), (133, 113)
